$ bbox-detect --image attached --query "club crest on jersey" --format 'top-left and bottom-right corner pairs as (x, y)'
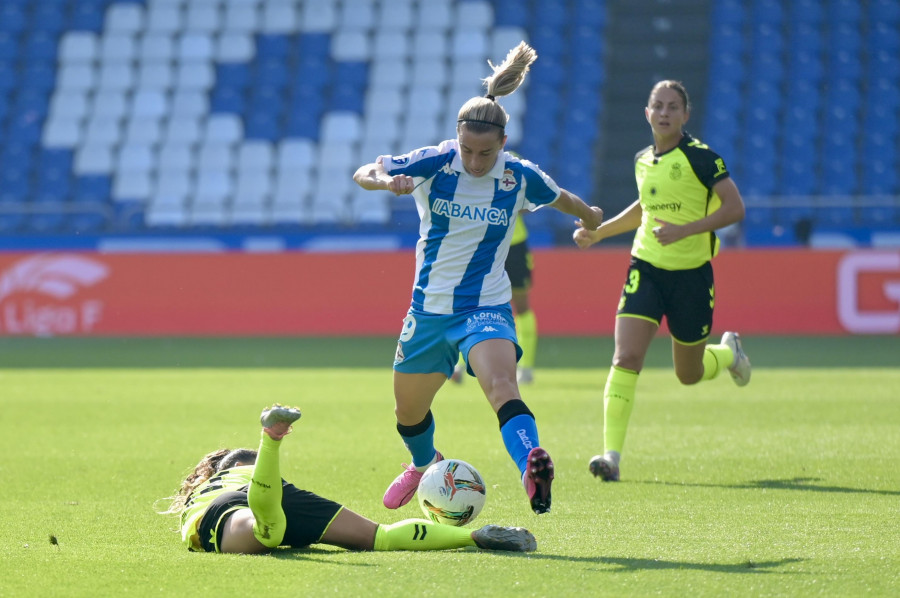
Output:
(431, 198), (509, 225)
(499, 169), (517, 191)
(669, 163), (683, 180)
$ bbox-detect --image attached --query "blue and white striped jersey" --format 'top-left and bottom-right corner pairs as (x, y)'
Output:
(380, 139), (560, 314)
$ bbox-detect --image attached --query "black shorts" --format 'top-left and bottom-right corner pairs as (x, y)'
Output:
(505, 241), (533, 290)
(616, 257), (715, 344)
(196, 482), (344, 553)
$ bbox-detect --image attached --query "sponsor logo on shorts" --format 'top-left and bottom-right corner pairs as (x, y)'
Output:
(465, 311), (510, 333)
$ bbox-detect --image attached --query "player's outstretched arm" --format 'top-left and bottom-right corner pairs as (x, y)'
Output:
(574, 199), (642, 249)
(553, 188), (603, 231)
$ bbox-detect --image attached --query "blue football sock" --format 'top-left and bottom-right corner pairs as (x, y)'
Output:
(500, 414), (539, 475)
(398, 412), (437, 469)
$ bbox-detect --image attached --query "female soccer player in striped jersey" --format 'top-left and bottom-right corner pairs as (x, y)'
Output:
(573, 80), (752, 482)
(354, 42), (603, 515)
(163, 405), (536, 553)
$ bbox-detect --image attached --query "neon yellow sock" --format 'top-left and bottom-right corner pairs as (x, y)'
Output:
(701, 343), (735, 381)
(604, 366), (638, 454)
(373, 519), (476, 551)
(249, 432), (286, 548)
(515, 310), (537, 369)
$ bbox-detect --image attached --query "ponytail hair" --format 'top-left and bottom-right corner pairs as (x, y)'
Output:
(457, 41), (537, 136)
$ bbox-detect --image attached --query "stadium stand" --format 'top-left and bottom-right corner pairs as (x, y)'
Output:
(0, 0), (896, 247)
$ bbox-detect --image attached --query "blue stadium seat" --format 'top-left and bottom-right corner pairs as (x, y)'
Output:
(712, 0), (744, 27)
(861, 160), (899, 195)
(817, 205), (855, 225)
(294, 59), (331, 88)
(39, 148), (74, 177)
(256, 33), (291, 59)
(1, 142), (34, 173)
(329, 84), (364, 113)
(572, 24), (605, 56)
(747, 80), (781, 111)
(573, 0), (607, 27)
(753, 0), (784, 24)
(831, 22), (862, 52)
(297, 33), (331, 58)
(0, 5), (26, 33)
(210, 87), (245, 114)
(0, 32), (18, 60)
(28, 212), (66, 233)
(248, 86), (285, 118)
(254, 59), (290, 89)
(492, 0), (530, 28)
(708, 50), (745, 85)
(24, 31), (58, 61)
(30, 3), (67, 34)
(820, 158), (858, 196)
(826, 78), (861, 111)
(216, 63), (251, 89)
(710, 23), (743, 55)
(780, 160), (817, 196)
(530, 26), (567, 59)
(74, 175), (112, 203)
(749, 50), (784, 83)
(830, 0), (862, 23)
(790, 0), (824, 23)
(788, 50), (824, 83)
(830, 50), (862, 81)
(870, 22), (900, 52)
(35, 171), (72, 201)
(790, 22), (822, 54)
(858, 205), (897, 225)
(0, 60), (20, 93)
(68, 2), (106, 32)
(245, 111), (281, 141)
(868, 50), (900, 80)
(871, 0), (900, 23)
(751, 23), (784, 54)
(333, 61), (368, 89)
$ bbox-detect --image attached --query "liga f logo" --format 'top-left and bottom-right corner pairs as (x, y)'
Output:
(0, 253), (109, 335)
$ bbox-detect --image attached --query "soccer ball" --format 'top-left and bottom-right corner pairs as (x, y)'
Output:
(417, 459), (486, 526)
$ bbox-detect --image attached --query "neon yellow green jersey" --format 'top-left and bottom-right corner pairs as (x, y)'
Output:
(180, 466), (253, 550)
(511, 217), (528, 245)
(631, 133), (730, 270)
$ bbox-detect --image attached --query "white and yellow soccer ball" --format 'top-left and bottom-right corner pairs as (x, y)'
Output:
(417, 459), (487, 526)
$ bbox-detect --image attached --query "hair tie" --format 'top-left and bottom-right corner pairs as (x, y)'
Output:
(485, 94), (496, 101)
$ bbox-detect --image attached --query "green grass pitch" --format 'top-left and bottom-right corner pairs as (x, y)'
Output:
(1, 336), (898, 597)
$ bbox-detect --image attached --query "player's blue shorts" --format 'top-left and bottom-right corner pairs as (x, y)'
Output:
(393, 305), (522, 378)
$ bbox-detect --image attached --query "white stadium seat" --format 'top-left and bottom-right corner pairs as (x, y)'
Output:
(49, 90), (89, 120)
(215, 32), (255, 62)
(138, 33), (175, 61)
(75, 143), (115, 174)
(100, 33), (138, 64)
(42, 118), (82, 148)
(59, 32), (98, 63)
(260, 2), (299, 34)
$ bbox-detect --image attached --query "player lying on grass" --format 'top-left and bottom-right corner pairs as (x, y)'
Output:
(162, 405), (536, 554)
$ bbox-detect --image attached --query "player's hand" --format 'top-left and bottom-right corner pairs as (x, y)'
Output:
(580, 206), (603, 231)
(651, 218), (685, 245)
(387, 175), (415, 195)
(573, 222), (601, 249)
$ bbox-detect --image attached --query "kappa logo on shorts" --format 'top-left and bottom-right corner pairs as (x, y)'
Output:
(481, 326), (498, 332)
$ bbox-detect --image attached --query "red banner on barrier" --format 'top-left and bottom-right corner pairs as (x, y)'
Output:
(0, 249), (897, 336)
